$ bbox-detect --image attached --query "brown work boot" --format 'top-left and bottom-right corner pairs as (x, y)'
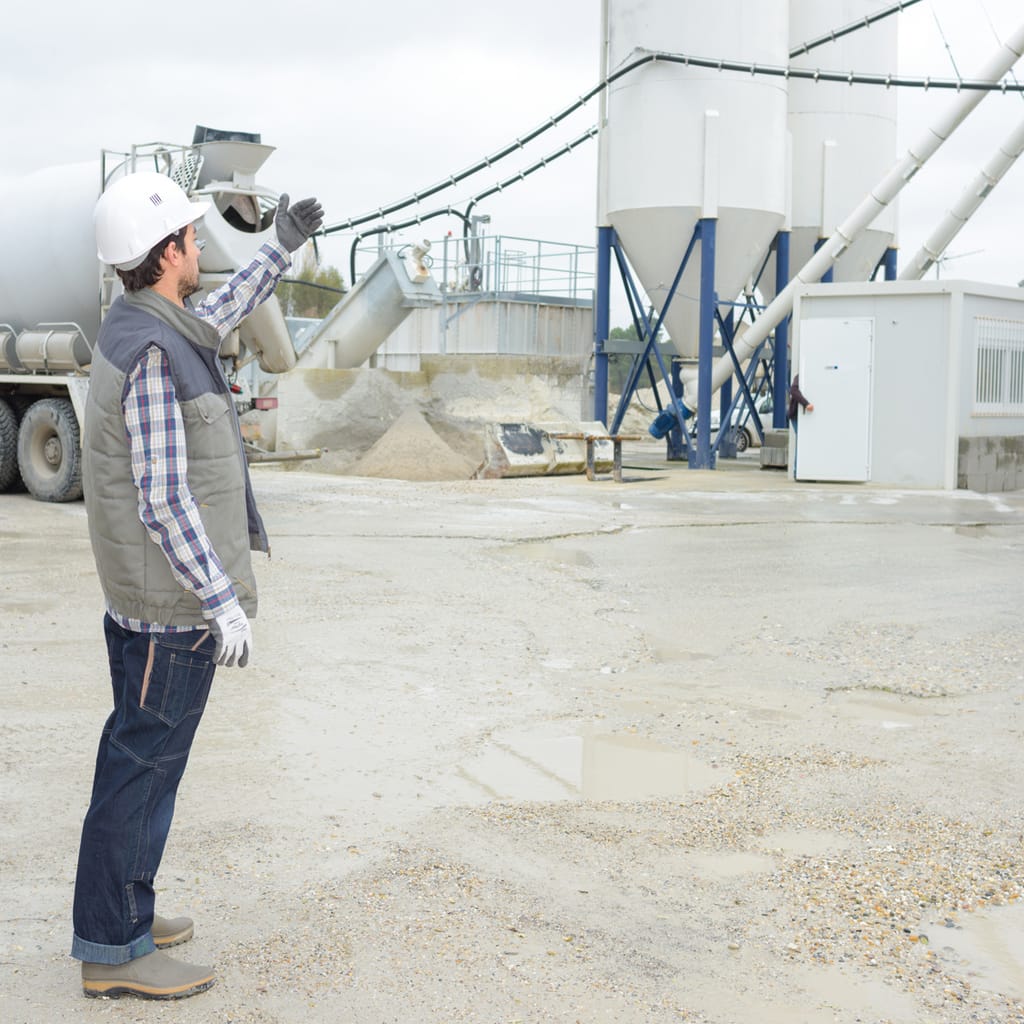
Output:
(152, 913), (194, 948)
(81, 949), (215, 999)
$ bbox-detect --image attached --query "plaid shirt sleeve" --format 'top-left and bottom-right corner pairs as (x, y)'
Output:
(192, 239), (291, 339)
(123, 346), (237, 618)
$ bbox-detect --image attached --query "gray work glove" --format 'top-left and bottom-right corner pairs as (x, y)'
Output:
(275, 194), (324, 252)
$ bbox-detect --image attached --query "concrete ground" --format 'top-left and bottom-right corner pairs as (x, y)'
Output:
(1, 444), (1022, 1023)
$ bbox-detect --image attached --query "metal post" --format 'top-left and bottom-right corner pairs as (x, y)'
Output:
(773, 230), (791, 429)
(813, 237), (834, 283)
(884, 246), (898, 281)
(691, 218), (717, 470)
(668, 360), (686, 460)
(594, 226), (613, 425)
(718, 309), (736, 458)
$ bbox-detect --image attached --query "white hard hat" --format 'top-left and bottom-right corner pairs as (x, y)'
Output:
(94, 171), (211, 270)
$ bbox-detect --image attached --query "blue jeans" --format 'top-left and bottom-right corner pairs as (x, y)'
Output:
(71, 615), (216, 964)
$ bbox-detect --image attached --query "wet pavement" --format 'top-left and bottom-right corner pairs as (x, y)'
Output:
(1, 450), (1022, 1022)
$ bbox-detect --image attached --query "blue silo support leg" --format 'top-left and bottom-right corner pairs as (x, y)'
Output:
(593, 226), (614, 426)
(773, 230), (791, 429)
(813, 237), (834, 284)
(667, 360), (685, 460)
(718, 309), (736, 458)
(691, 218), (717, 470)
(611, 228), (699, 464)
(884, 246), (898, 281)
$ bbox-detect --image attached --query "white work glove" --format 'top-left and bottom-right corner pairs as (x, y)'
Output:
(209, 604), (252, 668)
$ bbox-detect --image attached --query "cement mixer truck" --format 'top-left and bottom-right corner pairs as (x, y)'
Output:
(0, 126), (307, 502)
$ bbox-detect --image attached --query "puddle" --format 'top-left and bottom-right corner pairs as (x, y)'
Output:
(682, 851), (775, 878)
(757, 828), (855, 857)
(955, 524), (991, 538)
(458, 730), (729, 802)
(935, 904), (1024, 999)
(827, 690), (950, 727)
(509, 543), (595, 568)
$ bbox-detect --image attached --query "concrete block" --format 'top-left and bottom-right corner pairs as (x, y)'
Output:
(760, 446), (788, 469)
(477, 421), (613, 479)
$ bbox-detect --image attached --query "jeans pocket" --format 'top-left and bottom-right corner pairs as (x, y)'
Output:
(140, 631), (216, 727)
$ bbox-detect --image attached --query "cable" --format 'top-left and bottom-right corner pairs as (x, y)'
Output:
(277, 277), (346, 295)
(789, 0), (924, 58)
(931, 6), (964, 82)
(347, 127), (598, 282)
(321, 45), (1024, 241)
(979, 0), (1024, 101)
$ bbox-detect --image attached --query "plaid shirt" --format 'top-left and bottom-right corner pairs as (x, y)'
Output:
(110, 240), (290, 633)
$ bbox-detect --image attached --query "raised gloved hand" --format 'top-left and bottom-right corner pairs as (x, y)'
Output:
(275, 194), (324, 252)
(209, 603), (252, 668)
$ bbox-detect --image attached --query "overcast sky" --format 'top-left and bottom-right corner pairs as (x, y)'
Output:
(3, 0), (1023, 302)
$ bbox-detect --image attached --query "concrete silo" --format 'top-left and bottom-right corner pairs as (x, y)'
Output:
(782, 0), (899, 287)
(598, 0), (790, 360)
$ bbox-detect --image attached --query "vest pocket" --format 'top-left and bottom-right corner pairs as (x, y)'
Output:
(192, 391), (231, 425)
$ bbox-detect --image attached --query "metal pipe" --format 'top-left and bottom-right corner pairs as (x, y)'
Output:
(681, 20), (1024, 410)
(593, 226), (613, 425)
(898, 113), (1024, 280)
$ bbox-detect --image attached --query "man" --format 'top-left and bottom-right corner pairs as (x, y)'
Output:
(787, 373), (814, 426)
(72, 170), (322, 999)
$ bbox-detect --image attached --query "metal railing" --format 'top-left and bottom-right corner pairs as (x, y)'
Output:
(356, 233), (595, 305)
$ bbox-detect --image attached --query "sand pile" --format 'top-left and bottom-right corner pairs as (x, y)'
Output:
(345, 407), (479, 481)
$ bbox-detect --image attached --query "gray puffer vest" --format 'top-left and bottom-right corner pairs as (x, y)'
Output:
(83, 290), (267, 627)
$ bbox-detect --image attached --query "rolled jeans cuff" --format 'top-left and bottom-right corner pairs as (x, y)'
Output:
(71, 930), (156, 965)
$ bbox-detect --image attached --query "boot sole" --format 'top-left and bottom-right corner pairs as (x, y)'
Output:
(83, 975), (215, 1000)
(153, 924), (194, 949)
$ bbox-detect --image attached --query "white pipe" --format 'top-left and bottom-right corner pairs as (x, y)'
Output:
(681, 20), (1024, 408)
(898, 113), (1024, 280)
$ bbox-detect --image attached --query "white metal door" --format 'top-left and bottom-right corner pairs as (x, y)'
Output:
(794, 317), (873, 481)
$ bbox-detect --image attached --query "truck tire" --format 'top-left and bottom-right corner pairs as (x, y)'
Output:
(0, 398), (20, 492)
(17, 398), (84, 502)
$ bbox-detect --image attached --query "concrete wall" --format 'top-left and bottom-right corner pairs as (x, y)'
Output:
(793, 281), (1024, 491)
(373, 297), (593, 372)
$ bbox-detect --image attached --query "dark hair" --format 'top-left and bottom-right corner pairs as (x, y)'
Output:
(116, 226), (188, 292)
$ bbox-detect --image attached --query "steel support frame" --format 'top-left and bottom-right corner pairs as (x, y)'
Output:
(716, 230), (789, 437)
(599, 221), (721, 467)
(772, 231), (791, 429)
(712, 310), (773, 454)
(593, 226), (613, 425)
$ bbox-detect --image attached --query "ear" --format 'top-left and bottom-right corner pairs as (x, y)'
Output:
(160, 236), (186, 269)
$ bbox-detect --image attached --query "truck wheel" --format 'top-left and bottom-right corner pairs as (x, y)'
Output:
(0, 398), (21, 492)
(17, 398), (84, 502)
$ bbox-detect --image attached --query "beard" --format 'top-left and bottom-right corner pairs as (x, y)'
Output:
(178, 268), (202, 302)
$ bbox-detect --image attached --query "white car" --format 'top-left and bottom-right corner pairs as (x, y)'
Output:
(698, 393), (776, 451)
